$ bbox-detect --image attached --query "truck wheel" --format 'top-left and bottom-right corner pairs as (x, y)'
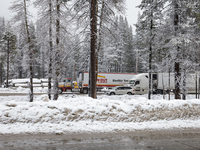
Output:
(110, 92), (115, 95)
(58, 88), (63, 94)
(127, 92), (132, 95)
(83, 88), (88, 94)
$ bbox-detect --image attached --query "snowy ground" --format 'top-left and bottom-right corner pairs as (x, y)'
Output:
(0, 87), (200, 135)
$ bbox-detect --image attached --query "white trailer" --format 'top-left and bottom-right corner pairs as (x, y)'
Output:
(128, 73), (199, 95)
(77, 72), (137, 94)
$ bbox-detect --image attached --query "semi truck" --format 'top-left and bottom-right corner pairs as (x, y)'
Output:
(58, 78), (72, 93)
(128, 73), (199, 95)
(77, 72), (137, 94)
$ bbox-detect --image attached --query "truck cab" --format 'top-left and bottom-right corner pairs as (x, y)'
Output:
(129, 73), (149, 94)
(58, 78), (72, 93)
(129, 73), (175, 95)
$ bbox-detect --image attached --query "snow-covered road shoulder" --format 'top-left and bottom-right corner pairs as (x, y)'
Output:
(0, 89), (200, 134)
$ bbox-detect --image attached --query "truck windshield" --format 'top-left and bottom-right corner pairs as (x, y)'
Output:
(129, 80), (135, 85)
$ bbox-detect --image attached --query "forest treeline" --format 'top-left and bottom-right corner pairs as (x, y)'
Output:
(0, 1), (133, 83)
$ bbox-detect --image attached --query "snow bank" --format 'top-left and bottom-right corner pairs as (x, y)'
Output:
(0, 95), (200, 124)
(0, 92), (200, 134)
(1, 120), (200, 135)
(0, 86), (48, 93)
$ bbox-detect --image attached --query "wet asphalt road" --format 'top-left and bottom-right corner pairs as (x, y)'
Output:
(1, 129), (200, 150)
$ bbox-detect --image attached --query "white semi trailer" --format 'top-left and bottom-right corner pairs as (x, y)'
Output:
(77, 72), (137, 94)
(128, 73), (198, 94)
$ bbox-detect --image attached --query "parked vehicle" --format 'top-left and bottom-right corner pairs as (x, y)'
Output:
(77, 72), (137, 94)
(101, 87), (113, 93)
(128, 73), (199, 94)
(71, 81), (80, 92)
(58, 78), (72, 93)
(106, 86), (135, 95)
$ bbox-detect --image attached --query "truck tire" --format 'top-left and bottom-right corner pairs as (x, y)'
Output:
(83, 88), (88, 94)
(58, 88), (63, 94)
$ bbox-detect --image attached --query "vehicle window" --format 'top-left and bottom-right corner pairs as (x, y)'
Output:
(153, 74), (157, 80)
(125, 87), (131, 89)
(135, 81), (140, 85)
(129, 80), (135, 84)
(117, 87), (123, 90)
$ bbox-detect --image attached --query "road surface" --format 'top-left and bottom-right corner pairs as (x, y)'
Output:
(0, 129), (200, 150)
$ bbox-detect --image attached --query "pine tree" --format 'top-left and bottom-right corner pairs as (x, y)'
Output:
(35, 0), (72, 100)
(137, 0), (164, 99)
(34, 0), (54, 99)
(52, 0), (61, 100)
(1, 23), (17, 87)
(72, 0), (126, 98)
(136, 0), (200, 99)
(122, 18), (135, 73)
(10, 0), (35, 102)
(134, 12), (146, 73)
(161, 0), (200, 99)
(0, 17), (6, 86)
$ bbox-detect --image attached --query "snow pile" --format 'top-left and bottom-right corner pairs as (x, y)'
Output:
(0, 86), (48, 93)
(1, 95), (200, 124)
(0, 93), (200, 134)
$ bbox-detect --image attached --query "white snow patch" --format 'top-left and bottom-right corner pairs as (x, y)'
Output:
(0, 87), (200, 135)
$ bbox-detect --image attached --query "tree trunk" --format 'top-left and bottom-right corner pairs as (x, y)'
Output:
(196, 72), (197, 99)
(24, 0), (33, 102)
(48, 0), (53, 100)
(53, 0), (60, 100)
(195, 57), (198, 99)
(148, 8), (153, 100)
(168, 70), (170, 100)
(174, 0), (181, 100)
(6, 38), (9, 88)
(182, 70), (186, 100)
(0, 69), (2, 86)
(198, 78), (200, 99)
(90, 0), (97, 99)
(174, 61), (181, 99)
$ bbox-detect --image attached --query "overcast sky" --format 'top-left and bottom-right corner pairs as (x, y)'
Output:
(0, 0), (142, 33)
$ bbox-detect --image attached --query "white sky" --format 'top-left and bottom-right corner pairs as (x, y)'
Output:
(0, 0), (142, 33)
